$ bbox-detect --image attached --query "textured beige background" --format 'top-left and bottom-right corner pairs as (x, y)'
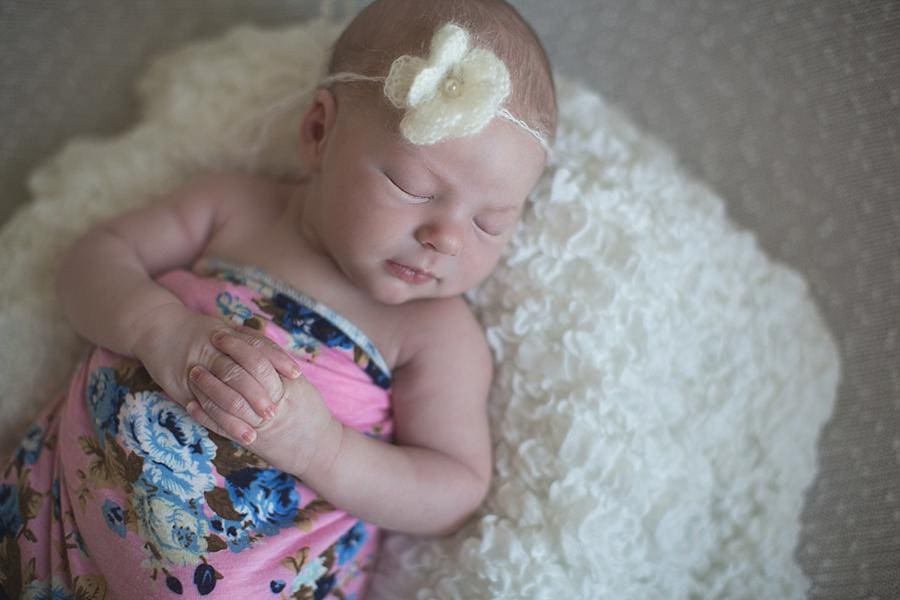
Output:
(1, 1), (898, 597)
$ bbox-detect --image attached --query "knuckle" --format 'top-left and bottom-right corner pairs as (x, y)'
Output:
(197, 393), (215, 413)
(192, 413), (210, 429)
(248, 337), (266, 350)
(193, 404), (214, 428)
(270, 376), (285, 398)
(265, 385), (284, 408)
(223, 392), (251, 416)
(199, 413), (218, 433)
(239, 330), (265, 348)
(216, 359), (244, 384)
(245, 329), (279, 352)
(248, 358), (275, 381)
(211, 325), (232, 338)
(194, 343), (219, 369)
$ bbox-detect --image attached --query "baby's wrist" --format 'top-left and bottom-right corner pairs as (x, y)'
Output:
(127, 302), (190, 360)
(299, 416), (344, 483)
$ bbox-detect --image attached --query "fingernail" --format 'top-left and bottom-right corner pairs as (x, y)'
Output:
(241, 429), (257, 444)
(263, 406), (277, 421)
(290, 366), (302, 379)
(189, 366), (202, 380)
(211, 331), (226, 344)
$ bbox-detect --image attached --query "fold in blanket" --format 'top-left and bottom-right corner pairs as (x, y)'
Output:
(1, 259), (393, 599)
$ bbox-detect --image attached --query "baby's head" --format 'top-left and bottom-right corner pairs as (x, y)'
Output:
(296, 0), (556, 305)
(328, 0), (557, 147)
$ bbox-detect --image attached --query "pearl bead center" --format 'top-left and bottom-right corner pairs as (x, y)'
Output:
(442, 76), (463, 97)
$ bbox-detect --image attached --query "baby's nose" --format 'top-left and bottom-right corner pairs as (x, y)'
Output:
(415, 222), (464, 256)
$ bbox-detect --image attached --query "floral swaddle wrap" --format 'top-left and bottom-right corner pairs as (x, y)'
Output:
(1, 258), (393, 599)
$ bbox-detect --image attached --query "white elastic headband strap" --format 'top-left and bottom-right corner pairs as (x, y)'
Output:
(319, 71), (552, 155)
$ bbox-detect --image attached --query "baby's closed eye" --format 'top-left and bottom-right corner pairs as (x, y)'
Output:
(383, 171), (433, 202)
(473, 216), (508, 236)
(474, 206), (521, 236)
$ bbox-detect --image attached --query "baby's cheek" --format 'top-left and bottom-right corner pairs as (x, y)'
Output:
(475, 248), (506, 277)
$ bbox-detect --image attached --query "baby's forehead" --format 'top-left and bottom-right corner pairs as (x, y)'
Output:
(346, 112), (545, 203)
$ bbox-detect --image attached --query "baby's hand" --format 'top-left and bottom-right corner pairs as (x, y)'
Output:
(184, 327), (302, 444)
(247, 373), (340, 477)
(131, 306), (300, 439)
(187, 331), (338, 475)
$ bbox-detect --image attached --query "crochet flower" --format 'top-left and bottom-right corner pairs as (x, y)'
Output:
(384, 23), (511, 145)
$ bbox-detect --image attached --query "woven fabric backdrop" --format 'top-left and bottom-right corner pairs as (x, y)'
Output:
(1, 1), (898, 597)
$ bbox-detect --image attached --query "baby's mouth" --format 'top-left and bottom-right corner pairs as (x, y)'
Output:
(385, 260), (436, 285)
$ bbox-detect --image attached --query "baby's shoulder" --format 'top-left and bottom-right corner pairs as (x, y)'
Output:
(392, 296), (491, 371)
(167, 172), (295, 268)
(176, 171), (287, 216)
(173, 172), (295, 248)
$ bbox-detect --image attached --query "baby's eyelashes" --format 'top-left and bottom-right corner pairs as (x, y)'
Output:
(474, 210), (520, 237)
(383, 168), (519, 238)
(474, 218), (504, 236)
(384, 171), (433, 203)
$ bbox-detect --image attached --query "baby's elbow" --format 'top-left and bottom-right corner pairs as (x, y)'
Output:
(428, 469), (492, 537)
(469, 469), (492, 513)
(55, 232), (94, 302)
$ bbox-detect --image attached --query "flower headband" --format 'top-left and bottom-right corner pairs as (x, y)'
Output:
(320, 23), (551, 154)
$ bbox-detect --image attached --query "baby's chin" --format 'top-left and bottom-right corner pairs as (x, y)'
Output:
(367, 277), (472, 306)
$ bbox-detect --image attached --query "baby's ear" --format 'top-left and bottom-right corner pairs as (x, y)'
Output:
(297, 89), (338, 169)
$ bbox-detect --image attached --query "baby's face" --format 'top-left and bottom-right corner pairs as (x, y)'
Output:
(304, 102), (546, 305)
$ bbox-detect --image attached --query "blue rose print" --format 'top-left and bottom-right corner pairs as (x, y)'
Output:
(309, 318), (353, 350)
(72, 529), (89, 556)
(336, 521), (368, 565)
(273, 293), (353, 351)
(0, 484), (23, 538)
(86, 367), (126, 444)
(131, 483), (209, 566)
(102, 499), (126, 538)
(194, 563), (218, 595)
(225, 468), (299, 537)
(215, 291), (253, 322)
(119, 391), (217, 501)
(19, 580), (75, 600)
(314, 573), (336, 600)
(51, 478), (61, 520)
(273, 293), (317, 332)
(366, 363), (392, 390)
(15, 424), (45, 465)
(290, 556), (327, 594)
(209, 516), (252, 552)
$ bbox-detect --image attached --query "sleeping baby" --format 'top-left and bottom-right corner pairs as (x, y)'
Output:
(0, 0), (556, 597)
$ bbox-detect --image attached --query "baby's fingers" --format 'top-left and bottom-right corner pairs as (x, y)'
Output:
(212, 331), (295, 408)
(187, 375), (258, 445)
(188, 366), (263, 435)
(203, 348), (274, 423)
(231, 326), (301, 380)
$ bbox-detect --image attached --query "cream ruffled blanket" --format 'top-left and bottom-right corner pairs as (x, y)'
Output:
(0, 17), (839, 599)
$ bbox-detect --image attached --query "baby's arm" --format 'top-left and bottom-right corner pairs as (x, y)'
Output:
(189, 297), (493, 536)
(317, 308), (493, 535)
(57, 174), (298, 441)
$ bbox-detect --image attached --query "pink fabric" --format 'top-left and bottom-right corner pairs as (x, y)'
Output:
(1, 263), (393, 599)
